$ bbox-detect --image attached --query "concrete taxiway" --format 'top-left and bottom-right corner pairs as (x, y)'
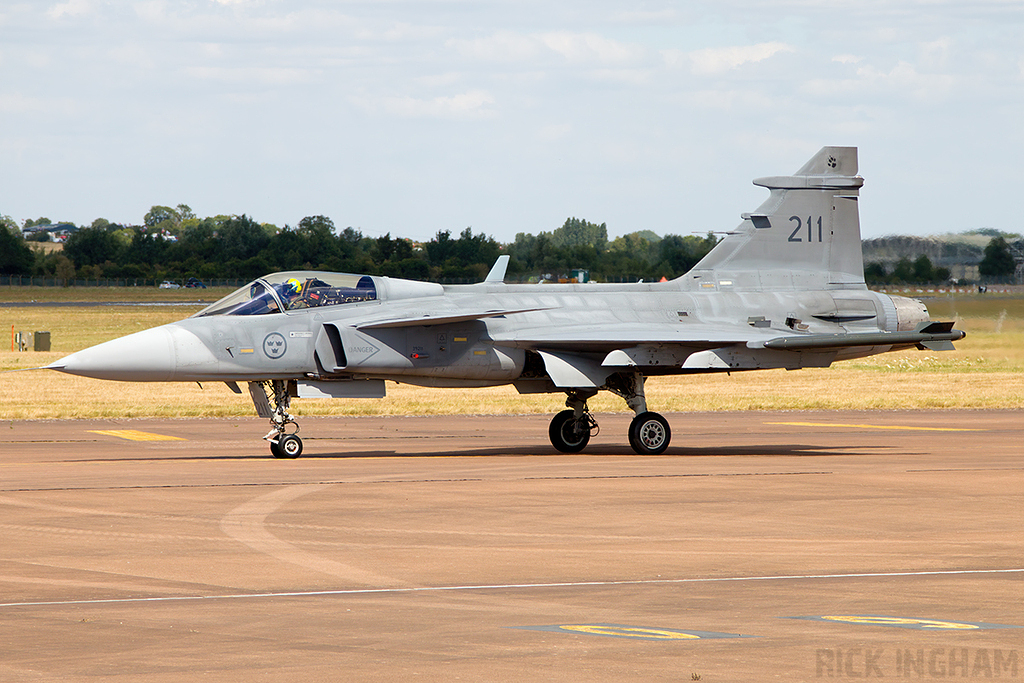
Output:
(1, 410), (1021, 681)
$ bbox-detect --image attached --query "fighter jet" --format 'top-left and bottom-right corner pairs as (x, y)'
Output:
(49, 147), (964, 458)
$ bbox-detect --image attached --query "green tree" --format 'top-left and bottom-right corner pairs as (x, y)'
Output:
(892, 257), (914, 283)
(912, 255), (935, 283)
(551, 217), (608, 251)
(63, 227), (123, 266)
(54, 254), (76, 287)
(294, 215), (340, 266)
(658, 233), (718, 275)
(0, 220), (34, 274)
(979, 237), (1016, 278)
(864, 262), (888, 285)
(176, 204), (196, 222)
(217, 215), (270, 263)
(124, 227), (167, 267)
(144, 205), (181, 229)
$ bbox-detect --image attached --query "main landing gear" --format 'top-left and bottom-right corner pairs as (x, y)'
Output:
(549, 391), (600, 453)
(248, 380), (303, 458)
(547, 373), (671, 455)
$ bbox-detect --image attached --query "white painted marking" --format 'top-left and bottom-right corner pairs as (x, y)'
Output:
(1, 569), (1020, 609)
(219, 484), (409, 587)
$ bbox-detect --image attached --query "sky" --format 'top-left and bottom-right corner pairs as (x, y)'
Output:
(2, 0), (1023, 243)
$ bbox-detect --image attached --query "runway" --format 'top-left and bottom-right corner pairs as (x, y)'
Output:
(2, 410), (1021, 681)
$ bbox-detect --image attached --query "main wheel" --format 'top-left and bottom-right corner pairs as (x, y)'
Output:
(549, 409), (591, 453)
(628, 412), (671, 455)
(272, 434), (303, 459)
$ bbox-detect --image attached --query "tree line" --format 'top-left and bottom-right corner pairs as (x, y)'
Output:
(2, 207), (1019, 285)
(2, 210), (720, 284)
(863, 236), (1019, 285)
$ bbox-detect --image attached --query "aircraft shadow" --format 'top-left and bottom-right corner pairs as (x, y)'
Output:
(303, 443), (894, 460)
(60, 444), (896, 464)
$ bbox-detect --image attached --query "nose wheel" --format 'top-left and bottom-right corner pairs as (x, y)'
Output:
(270, 433), (303, 459)
(249, 380), (304, 459)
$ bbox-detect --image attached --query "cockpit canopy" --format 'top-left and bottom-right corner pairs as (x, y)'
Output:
(193, 271), (377, 317)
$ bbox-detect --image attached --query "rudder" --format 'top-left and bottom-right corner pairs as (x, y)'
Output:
(685, 146), (866, 292)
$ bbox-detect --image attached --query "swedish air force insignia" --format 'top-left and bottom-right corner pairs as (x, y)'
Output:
(263, 332), (287, 359)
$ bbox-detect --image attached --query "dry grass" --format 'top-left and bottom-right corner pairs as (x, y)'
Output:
(1, 285), (234, 304)
(29, 242), (65, 255)
(1, 295), (1022, 420)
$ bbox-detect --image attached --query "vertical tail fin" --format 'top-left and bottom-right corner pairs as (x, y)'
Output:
(685, 146), (866, 291)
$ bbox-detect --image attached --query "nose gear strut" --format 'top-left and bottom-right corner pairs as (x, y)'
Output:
(248, 380), (303, 458)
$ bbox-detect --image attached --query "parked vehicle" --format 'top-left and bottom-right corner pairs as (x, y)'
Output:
(159, 281), (180, 289)
(185, 278), (207, 289)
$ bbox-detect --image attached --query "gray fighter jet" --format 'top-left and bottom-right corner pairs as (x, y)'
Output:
(50, 147), (964, 458)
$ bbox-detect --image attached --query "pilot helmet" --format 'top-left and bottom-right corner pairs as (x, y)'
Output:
(285, 278), (302, 296)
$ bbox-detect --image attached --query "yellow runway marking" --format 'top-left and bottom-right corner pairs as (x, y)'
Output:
(560, 625), (701, 639)
(822, 616), (979, 629)
(767, 422), (983, 432)
(87, 430), (186, 442)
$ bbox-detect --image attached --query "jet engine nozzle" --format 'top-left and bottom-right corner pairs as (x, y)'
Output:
(888, 295), (930, 332)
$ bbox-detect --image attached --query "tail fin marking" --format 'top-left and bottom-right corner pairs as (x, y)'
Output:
(685, 146), (866, 292)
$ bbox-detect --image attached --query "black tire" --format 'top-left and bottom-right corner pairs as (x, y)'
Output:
(549, 409), (591, 453)
(273, 434), (303, 459)
(628, 412), (671, 455)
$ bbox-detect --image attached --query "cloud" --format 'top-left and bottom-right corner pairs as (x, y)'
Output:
(446, 31), (543, 63)
(856, 61), (958, 101)
(356, 89), (497, 120)
(685, 42), (796, 75)
(800, 60), (958, 103)
(447, 30), (643, 67)
(689, 89), (776, 111)
(47, 0), (92, 19)
(538, 31), (644, 65)
(184, 66), (318, 87)
(918, 37), (953, 69)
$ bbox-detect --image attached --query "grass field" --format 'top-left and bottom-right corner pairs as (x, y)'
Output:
(0, 284), (235, 304)
(1, 290), (1022, 419)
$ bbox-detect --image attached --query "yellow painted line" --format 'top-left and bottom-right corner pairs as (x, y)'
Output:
(240, 348), (254, 354)
(88, 430), (186, 442)
(766, 422), (983, 433)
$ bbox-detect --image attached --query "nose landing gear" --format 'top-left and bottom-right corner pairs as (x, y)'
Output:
(248, 380), (303, 458)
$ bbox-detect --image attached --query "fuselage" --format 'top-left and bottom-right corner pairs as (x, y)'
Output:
(52, 272), (930, 386)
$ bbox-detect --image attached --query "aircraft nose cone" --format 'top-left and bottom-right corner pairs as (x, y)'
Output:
(53, 326), (176, 381)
